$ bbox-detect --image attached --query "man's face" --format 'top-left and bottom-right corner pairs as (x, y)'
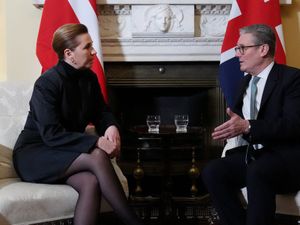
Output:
(235, 33), (264, 75)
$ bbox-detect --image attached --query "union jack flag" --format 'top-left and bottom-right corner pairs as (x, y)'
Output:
(219, 0), (286, 107)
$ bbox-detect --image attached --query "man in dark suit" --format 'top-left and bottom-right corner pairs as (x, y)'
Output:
(202, 24), (300, 225)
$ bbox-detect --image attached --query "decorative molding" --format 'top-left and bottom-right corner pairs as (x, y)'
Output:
(97, 5), (131, 15)
(196, 4), (231, 15)
(98, 3), (227, 61)
(32, 0), (292, 9)
(131, 5), (194, 38)
(94, 0), (292, 4)
(32, 0), (292, 61)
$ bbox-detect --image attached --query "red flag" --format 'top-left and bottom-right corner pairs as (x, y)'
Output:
(36, 0), (108, 102)
(219, 0), (286, 107)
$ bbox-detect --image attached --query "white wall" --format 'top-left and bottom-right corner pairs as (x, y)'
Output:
(1, 0), (42, 81)
(0, 0), (6, 80)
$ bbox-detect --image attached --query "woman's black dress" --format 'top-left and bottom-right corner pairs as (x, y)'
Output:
(13, 61), (118, 183)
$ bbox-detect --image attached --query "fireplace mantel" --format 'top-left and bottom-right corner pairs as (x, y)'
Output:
(33, 0), (292, 62)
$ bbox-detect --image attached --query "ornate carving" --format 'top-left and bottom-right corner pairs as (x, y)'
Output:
(132, 5), (194, 38)
(195, 4), (231, 15)
(200, 15), (228, 37)
(97, 5), (131, 38)
(195, 5), (230, 37)
(97, 5), (131, 15)
(32, 1), (291, 61)
(102, 37), (222, 46)
(99, 15), (131, 38)
(143, 4), (184, 33)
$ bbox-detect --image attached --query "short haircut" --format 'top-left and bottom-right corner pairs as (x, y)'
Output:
(240, 24), (276, 57)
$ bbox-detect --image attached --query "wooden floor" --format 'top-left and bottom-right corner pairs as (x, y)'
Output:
(33, 213), (299, 225)
(98, 212), (300, 225)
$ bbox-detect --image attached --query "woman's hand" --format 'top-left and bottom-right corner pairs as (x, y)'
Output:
(103, 125), (121, 157)
(96, 137), (118, 158)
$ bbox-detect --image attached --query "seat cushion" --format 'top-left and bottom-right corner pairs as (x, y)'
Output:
(0, 145), (18, 179)
(241, 188), (300, 216)
(0, 81), (129, 224)
(275, 192), (300, 216)
(223, 145), (300, 217)
(0, 159), (129, 225)
(0, 180), (77, 225)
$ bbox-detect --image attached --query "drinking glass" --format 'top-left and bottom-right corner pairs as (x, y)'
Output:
(174, 114), (189, 133)
(146, 115), (161, 133)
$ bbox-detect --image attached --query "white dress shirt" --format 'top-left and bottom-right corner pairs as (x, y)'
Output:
(222, 62), (274, 157)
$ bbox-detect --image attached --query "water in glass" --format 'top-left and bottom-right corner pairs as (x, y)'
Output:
(146, 115), (161, 133)
(174, 114), (189, 133)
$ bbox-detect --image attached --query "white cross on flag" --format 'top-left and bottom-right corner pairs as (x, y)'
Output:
(219, 0), (286, 107)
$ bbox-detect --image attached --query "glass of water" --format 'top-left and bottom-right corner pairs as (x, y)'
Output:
(146, 115), (161, 133)
(174, 114), (189, 133)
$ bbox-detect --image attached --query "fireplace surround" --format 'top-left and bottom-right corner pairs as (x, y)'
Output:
(31, 1), (295, 223)
(31, 0), (295, 189)
(105, 61), (224, 157)
(33, 0), (291, 63)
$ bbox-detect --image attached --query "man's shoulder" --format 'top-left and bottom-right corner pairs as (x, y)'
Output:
(274, 63), (300, 75)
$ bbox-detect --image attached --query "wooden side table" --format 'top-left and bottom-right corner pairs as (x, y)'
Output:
(129, 125), (204, 222)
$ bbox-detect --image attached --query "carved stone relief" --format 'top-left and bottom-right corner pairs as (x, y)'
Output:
(95, 4), (230, 61)
(196, 5), (230, 37)
(98, 5), (131, 38)
(97, 4), (229, 39)
(131, 4), (194, 37)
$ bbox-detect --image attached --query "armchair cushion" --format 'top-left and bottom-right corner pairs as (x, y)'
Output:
(0, 144), (18, 179)
(241, 188), (300, 216)
(222, 142), (300, 216)
(0, 81), (129, 225)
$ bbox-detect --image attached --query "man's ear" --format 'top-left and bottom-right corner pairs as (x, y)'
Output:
(261, 44), (270, 57)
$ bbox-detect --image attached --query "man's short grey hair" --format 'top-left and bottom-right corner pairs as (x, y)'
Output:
(240, 24), (276, 57)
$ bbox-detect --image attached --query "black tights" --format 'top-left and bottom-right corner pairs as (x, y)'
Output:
(62, 148), (142, 225)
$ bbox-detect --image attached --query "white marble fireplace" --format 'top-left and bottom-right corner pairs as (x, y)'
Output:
(33, 0), (291, 62)
(32, 0), (292, 154)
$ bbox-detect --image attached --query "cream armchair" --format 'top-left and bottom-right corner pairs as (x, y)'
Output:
(0, 81), (129, 225)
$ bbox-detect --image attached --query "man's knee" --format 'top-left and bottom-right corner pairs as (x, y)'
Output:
(202, 159), (226, 186)
(246, 162), (276, 185)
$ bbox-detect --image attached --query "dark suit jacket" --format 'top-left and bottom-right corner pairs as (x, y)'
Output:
(232, 63), (300, 182)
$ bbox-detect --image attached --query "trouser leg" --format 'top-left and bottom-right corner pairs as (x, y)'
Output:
(246, 151), (287, 225)
(202, 152), (247, 225)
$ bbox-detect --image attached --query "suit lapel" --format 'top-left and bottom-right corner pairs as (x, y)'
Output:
(259, 64), (279, 112)
(233, 74), (251, 118)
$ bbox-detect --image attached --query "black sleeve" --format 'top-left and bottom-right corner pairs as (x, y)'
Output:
(30, 75), (98, 152)
(89, 74), (120, 136)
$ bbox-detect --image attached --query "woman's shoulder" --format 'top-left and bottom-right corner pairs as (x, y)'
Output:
(34, 66), (62, 91)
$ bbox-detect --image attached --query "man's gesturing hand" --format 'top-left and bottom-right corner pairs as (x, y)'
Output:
(212, 108), (250, 141)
